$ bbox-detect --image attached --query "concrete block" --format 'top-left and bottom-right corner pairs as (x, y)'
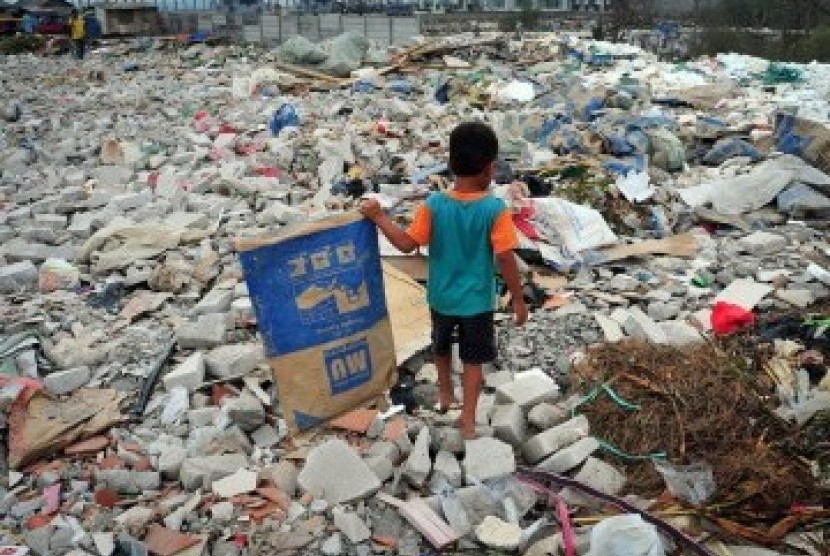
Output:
(187, 407), (220, 427)
(536, 436), (600, 474)
(403, 427), (431, 487)
(364, 455), (394, 483)
(463, 437), (515, 482)
(193, 286), (234, 315)
(659, 320), (704, 346)
(158, 446), (188, 480)
(43, 366), (91, 396)
(433, 450), (462, 487)
(560, 457), (626, 508)
(179, 454), (248, 491)
(594, 313), (624, 342)
(34, 213), (68, 231)
(715, 278), (773, 311)
(297, 439), (381, 505)
(491, 404), (527, 447)
(225, 394), (265, 432)
(775, 288), (815, 308)
(163, 352), (205, 392)
(94, 470), (161, 494)
(333, 506), (371, 544)
(622, 307), (668, 345)
(523, 414), (590, 464)
(737, 231), (787, 256)
(527, 402), (569, 430)
(495, 369), (560, 408)
(204, 343), (262, 379)
(0, 260), (38, 293)
(176, 313), (227, 349)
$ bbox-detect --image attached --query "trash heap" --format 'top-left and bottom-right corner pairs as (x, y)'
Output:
(1, 30), (829, 556)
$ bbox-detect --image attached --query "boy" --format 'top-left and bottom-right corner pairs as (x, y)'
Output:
(68, 9), (85, 61)
(360, 121), (528, 439)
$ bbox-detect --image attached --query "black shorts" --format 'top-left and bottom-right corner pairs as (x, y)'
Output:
(431, 310), (496, 365)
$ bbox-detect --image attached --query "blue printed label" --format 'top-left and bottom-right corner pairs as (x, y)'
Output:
(324, 338), (372, 395)
(239, 218), (388, 357)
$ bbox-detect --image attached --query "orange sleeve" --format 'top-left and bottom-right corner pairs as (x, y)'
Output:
(491, 209), (519, 254)
(406, 204), (431, 246)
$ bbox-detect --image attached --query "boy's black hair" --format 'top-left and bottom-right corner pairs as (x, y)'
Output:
(449, 121), (499, 177)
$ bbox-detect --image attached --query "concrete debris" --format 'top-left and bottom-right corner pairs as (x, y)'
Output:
(475, 515), (522, 551)
(0, 27), (827, 556)
(297, 439), (381, 505)
(463, 437), (516, 482)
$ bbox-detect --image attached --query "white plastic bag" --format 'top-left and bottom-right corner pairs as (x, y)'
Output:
(653, 460), (716, 506)
(588, 514), (665, 556)
(531, 197), (618, 253)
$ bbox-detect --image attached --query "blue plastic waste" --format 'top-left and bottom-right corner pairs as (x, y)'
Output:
(387, 80), (413, 95)
(353, 80), (375, 93)
(702, 138), (763, 166)
(582, 97), (604, 121)
(774, 112), (809, 156)
(268, 104), (300, 137)
(434, 82), (450, 104)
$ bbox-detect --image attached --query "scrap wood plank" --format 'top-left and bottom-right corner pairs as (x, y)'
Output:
(376, 493), (459, 549)
(271, 61), (350, 85)
(593, 233), (700, 264)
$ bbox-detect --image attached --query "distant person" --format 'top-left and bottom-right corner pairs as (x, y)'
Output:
(68, 9), (85, 60)
(22, 12), (36, 34)
(360, 122), (528, 439)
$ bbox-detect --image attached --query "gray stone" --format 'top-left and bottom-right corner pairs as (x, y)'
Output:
(26, 525), (55, 556)
(264, 461), (299, 496)
(491, 404), (527, 447)
(495, 370), (560, 409)
(403, 427), (432, 487)
(463, 437), (515, 482)
(34, 213), (68, 231)
(775, 288), (815, 308)
(622, 308), (668, 345)
(560, 457), (626, 508)
(158, 446), (188, 480)
(527, 402), (569, 430)
(536, 436), (600, 474)
(193, 287), (234, 315)
(176, 313), (227, 349)
(366, 441), (400, 463)
(2, 239), (74, 263)
(225, 394), (265, 432)
(0, 260), (38, 293)
(204, 343), (262, 379)
(523, 415), (591, 464)
(250, 424), (281, 448)
(646, 301), (681, 321)
(10, 496), (44, 518)
(163, 352), (205, 392)
(433, 450), (462, 487)
(188, 407), (220, 427)
(92, 533), (115, 556)
(738, 231), (788, 256)
(297, 439), (381, 505)
(321, 533), (343, 556)
(179, 454), (248, 491)
(715, 278), (774, 311)
(332, 506), (371, 544)
(211, 501), (235, 523)
(94, 470), (161, 494)
(659, 321), (704, 346)
(594, 313), (624, 342)
(43, 366), (91, 395)
(364, 455), (394, 483)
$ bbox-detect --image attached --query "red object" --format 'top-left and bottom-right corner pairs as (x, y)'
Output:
(219, 123), (238, 134)
(43, 484), (61, 514)
(255, 167), (280, 178)
(94, 489), (119, 508)
(710, 302), (755, 335)
(193, 111), (209, 120)
(512, 207), (540, 240)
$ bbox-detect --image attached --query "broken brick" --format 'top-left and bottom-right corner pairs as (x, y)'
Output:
(144, 525), (200, 556)
(329, 408), (379, 434)
(64, 435), (110, 455)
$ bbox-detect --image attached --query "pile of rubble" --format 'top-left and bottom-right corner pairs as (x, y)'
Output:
(1, 29), (829, 556)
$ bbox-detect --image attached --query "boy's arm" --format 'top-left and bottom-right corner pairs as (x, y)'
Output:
(359, 199), (419, 254)
(492, 209), (528, 326)
(496, 251), (528, 326)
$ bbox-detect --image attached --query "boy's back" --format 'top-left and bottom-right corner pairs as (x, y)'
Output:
(410, 190), (514, 317)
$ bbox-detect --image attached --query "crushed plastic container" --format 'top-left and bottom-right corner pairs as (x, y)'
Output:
(269, 104), (300, 137)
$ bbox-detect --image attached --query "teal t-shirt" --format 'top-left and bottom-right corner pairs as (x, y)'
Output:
(424, 192), (506, 317)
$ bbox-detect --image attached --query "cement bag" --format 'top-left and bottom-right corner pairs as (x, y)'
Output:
(530, 197), (618, 254)
(237, 213), (397, 432)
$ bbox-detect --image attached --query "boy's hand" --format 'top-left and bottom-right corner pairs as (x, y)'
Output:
(359, 199), (383, 222)
(512, 297), (528, 327)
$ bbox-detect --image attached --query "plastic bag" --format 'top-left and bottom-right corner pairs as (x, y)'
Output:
(269, 104), (300, 137)
(711, 301), (755, 335)
(278, 35), (327, 65)
(776, 183), (830, 216)
(588, 514), (665, 556)
(531, 197), (618, 253)
(653, 460), (716, 506)
(702, 137), (763, 166)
